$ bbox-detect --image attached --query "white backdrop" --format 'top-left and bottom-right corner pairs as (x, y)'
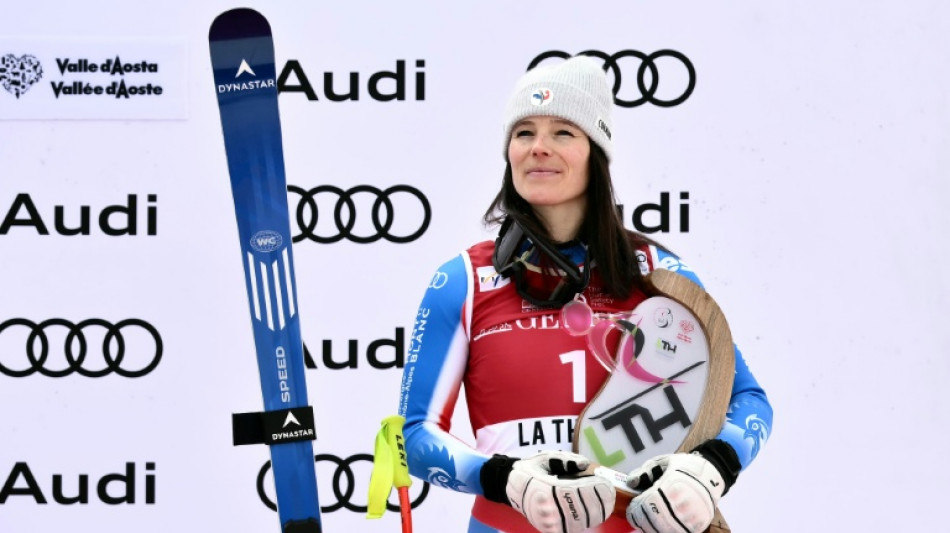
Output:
(2, 1), (949, 532)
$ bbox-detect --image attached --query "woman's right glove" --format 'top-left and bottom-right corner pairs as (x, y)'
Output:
(481, 450), (616, 533)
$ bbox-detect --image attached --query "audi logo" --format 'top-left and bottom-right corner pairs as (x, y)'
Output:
(528, 50), (696, 108)
(0, 318), (163, 378)
(428, 271), (448, 290)
(257, 453), (430, 513)
(288, 184), (431, 244)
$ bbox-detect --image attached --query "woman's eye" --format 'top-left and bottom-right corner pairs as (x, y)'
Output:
(556, 129), (575, 136)
(514, 129), (534, 137)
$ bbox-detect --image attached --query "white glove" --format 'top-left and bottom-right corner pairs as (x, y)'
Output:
(506, 450), (616, 533)
(624, 452), (725, 533)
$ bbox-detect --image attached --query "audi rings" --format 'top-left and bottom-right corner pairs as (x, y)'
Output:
(289, 184), (431, 244)
(257, 454), (430, 513)
(0, 318), (163, 378)
(528, 50), (696, 107)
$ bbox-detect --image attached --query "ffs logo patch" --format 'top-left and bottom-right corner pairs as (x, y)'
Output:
(0, 54), (43, 98)
(530, 88), (552, 106)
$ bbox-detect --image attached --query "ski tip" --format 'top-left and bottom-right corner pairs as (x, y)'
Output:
(209, 7), (272, 41)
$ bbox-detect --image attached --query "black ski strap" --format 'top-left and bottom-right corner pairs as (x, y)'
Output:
(232, 406), (317, 446)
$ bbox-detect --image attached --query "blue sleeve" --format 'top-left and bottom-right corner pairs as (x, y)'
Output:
(652, 248), (773, 470)
(398, 253), (491, 495)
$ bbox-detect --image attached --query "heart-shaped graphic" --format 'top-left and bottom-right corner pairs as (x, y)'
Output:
(0, 54), (44, 98)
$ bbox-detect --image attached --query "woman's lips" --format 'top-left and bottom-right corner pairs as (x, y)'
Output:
(526, 167), (560, 177)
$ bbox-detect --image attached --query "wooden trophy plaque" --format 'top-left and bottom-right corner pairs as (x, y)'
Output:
(574, 269), (735, 532)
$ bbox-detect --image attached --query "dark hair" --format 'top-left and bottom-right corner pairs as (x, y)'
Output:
(483, 142), (663, 299)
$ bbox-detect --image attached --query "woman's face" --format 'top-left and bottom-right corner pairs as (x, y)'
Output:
(508, 116), (591, 215)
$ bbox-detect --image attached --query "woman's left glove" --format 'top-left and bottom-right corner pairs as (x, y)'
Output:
(624, 440), (740, 533)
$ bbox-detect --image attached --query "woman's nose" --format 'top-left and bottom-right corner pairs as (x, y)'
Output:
(531, 134), (551, 156)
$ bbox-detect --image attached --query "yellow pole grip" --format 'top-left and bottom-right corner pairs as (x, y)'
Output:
(367, 415), (412, 519)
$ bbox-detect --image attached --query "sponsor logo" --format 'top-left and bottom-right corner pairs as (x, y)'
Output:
(249, 230), (283, 252)
(528, 50), (696, 107)
(289, 184), (430, 244)
(0, 54), (43, 98)
(635, 249), (650, 275)
(0, 194), (157, 237)
(618, 191), (690, 234)
(0, 462), (155, 504)
(514, 314), (561, 330)
(583, 380), (698, 461)
(654, 307), (673, 328)
(597, 117), (612, 140)
(302, 327), (406, 370)
(473, 322), (513, 341)
(565, 494), (580, 520)
(49, 56), (163, 99)
(0, 54), (164, 100)
(428, 271), (448, 290)
(278, 59), (426, 101)
(56, 56), (159, 75)
(0, 40), (186, 120)
(476, 265), (509, 292)
(257, 454), (429, 513)
(517, 417), (575, 447)
(656, 338), (678, 356)
(217, 56), (275, 93)
(283, 411), (300, 427)
(521, 299), (542, 313)
(0, 318), (162, 378)
(235, 59), (256, 77)
(677, 319), (695, 344)
(269, 410), (315, 442)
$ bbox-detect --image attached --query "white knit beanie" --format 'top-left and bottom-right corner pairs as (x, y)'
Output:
(502, 55), (614, 161)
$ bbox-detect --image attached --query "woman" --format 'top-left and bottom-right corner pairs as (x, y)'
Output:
(397, 56), (772, 533)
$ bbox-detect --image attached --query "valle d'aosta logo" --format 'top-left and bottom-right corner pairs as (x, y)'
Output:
(0, 54), (43, 98)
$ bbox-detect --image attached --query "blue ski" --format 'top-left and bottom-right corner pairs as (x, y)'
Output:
(209, 8), (322, 533)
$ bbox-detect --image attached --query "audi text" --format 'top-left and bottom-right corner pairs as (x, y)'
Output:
(0, 462), (156, 505)
(278, 59), (425, 101)
(0, 193), (157, 236)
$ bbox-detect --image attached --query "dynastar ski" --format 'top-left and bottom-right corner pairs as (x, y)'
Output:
(209, 8), (322, 533)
